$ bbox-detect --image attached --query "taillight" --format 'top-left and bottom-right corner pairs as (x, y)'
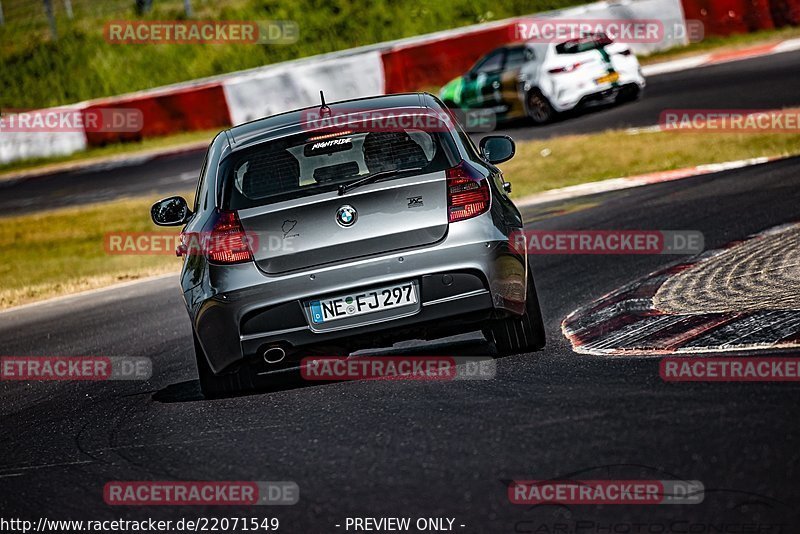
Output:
(447, 162), (490, 223)
(548, 62), (583, 74)
(206, 210), (254, 264)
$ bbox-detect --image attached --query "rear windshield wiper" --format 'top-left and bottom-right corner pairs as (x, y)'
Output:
(338, 167), (424, 196)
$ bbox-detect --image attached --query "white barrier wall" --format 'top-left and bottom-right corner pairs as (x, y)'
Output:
(522, 0), (688, 55)
(222, 51), (386, 126)
(0, 130), (87, 165)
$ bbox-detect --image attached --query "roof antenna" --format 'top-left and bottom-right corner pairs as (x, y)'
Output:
(319, 90), (331, 115)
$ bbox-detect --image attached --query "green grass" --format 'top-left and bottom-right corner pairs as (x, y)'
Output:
(0, 195), (190, 309)
(4, 126), (800, 309)
(2, 0), (799, 110)
(503, 128), (800, 198)
(0, 0), (589, 110)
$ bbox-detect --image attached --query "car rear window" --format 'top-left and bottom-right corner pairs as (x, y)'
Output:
(555, 33), (613, 54)
(221, 124), (458, 209)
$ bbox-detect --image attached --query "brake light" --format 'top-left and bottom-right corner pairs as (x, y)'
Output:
(447, 162), (490, 223)
(206, 210), (254, 264)
(548, 62), (583, 74)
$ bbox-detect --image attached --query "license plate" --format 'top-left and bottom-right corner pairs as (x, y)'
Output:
(595, 72), (619, 84)
(309, 282), (417, 324)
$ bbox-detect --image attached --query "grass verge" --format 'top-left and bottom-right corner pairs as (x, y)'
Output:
(3, 127), (800, 309)
(0, 195), (190, 309)
(503, 129), (800, 198)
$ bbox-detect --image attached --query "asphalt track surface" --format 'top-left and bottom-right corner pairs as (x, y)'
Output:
(3, 48), (800, 216)
(2, 156), (799, 530)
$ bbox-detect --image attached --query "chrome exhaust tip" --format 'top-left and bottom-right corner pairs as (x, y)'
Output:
(263, 347), (286, 364)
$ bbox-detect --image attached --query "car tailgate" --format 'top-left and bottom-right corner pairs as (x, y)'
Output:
(238, 171), (448, 274)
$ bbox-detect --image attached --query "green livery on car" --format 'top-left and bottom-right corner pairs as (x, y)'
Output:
(439, 34), (646, 125)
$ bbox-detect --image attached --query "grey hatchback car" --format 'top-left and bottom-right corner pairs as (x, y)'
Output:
(151, 92), (545, 396)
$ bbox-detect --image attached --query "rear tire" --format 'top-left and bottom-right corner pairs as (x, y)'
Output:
(193, 331), (260, 398)
(484, 268), (546, 356)
(526, 89), (555, 125)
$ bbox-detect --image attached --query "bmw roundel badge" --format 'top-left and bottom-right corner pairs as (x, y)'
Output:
(336, 205), (357, 227)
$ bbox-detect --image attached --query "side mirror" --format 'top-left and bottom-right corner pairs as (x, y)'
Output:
(151, 196), (192, 226)
(479, 135), (515, 165)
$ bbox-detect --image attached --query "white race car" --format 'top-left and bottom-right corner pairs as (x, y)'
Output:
(439, 33), (646, 124)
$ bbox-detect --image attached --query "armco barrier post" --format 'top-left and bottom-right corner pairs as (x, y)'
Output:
(43, 0), (58, 40)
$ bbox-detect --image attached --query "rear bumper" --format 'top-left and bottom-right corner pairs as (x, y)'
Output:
(577, 84), (633, 107)
(549, 74), (645, 112)
(188, 218), (526, 373)
(240, 275), (495, 355)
